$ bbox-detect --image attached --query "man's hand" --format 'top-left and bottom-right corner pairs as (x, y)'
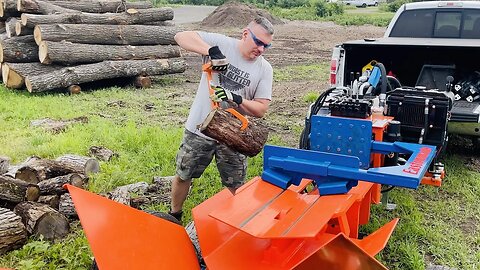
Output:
(208, 46), (228, 71)
(211, 86), (243, 105)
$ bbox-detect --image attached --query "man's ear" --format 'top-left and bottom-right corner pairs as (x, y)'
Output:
(241, 29), (248, 40)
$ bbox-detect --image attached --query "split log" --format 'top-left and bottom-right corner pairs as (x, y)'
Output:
(37, 194), (59, 209)
(34, 24), (179, 45)
(4, 17), (17, 38)
(55, 154), (99, 175)
(133, 75), (151, 88)
(199, 109), (270, 157)
(0, 35), (38, 63)
(15, 20), (32, 36)
(21, 7), (174, 28)
(108, 182), (148, 205)
(18, 0), (152, 14)
(25, 58), (186, 93)
(4, 156), (40, 178)
(38, 173), (85, 195)
(17, 0), (76, 15)
(0, 208), (27, 255)
(15, 159), (79, 183)
(88, 146), (117, 162)
(0, 175), (40, 203)
(14, 201), (69, 240)
(0, 156), (9, 174)
(39, 40), (181, 64)
(58, 193), (76, 218)
(2, 62), (61, 88)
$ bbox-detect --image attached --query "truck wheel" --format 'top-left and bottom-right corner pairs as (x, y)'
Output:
(374, 2), (378, 6)
(473, 137), (480, 152)
(362, 3), (367, 7)
(90, 210), (181, 270)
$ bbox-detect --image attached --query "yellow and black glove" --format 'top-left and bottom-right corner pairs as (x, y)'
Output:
(208, 46), (229, 71)
(211, 86), (243, 105)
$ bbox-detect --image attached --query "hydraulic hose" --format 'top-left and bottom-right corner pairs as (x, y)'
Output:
(375, 62), (388, 107)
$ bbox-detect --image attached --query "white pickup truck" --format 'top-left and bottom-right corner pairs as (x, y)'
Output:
(330, 1), (480, 149)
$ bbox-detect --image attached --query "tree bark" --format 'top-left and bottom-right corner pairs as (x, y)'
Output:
(4, 17), (17, 38)
(21, 7), (174, 28)
(25, 58), (186, 92)
(34, 24), (179, 45)
(38, 173), (85, 195)
(37, 194), (59, 209)
(88, 146), (117, 162)
(0, 156), (9, 174)
(0, 35), (37, 63)
(199, 109), (270, 157)
(17, 0), (76, 15)
(14, 201), (69, 240)
(19, 0), (152, 14)
(0, 207), (27, 255)
(15, 20), (32, 36)
(108, 182), (148, 205)
(0, 175), (40, 203)
(4, 156), (40, 178)
(15, 159), (79, 183)
(0, 0), (21, 18)
(2, 62), (61, 88)
(39, 40), (181, 64)
(55, 154), (99, 175)
(58, 193), (76, 218)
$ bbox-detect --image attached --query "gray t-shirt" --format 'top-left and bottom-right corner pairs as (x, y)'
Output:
(185, 32), (273, 139)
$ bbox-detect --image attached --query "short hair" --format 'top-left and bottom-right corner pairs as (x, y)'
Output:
(248, 17), (274, 35)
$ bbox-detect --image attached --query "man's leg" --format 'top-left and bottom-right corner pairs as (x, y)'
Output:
(215, 144), (247, 194)
(170, 175), (191, 213)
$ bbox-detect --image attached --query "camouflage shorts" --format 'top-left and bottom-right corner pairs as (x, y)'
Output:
(175, 130), (247, 188)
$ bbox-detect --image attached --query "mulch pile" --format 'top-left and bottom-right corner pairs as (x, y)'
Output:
(201, 1), (284, 28)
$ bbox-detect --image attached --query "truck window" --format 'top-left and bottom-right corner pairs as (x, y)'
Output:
(390, 10), (435, 37)
(434, 12), (461, 38)
(462, 10), (480, 38)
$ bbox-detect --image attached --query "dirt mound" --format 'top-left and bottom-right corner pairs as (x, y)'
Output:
(201, 1), (284, 28)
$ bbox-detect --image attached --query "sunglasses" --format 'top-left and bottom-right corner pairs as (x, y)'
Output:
(247, 28), (272, 49)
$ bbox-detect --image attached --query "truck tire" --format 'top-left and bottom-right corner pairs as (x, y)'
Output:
(362, 3), (367, 7)
(473, 137), (480, 152)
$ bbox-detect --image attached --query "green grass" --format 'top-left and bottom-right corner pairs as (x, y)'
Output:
(269, 5), (394, 26)
(273, 63), (329, 82)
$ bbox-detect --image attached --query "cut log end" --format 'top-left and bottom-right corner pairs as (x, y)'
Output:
(21, 13), (27, 26)
(0, 43), (4, 62)
(68, 85), (81, 95)
(134, 75), (151, 88)
(126, 8), (138, 14)
(25, 77), (33, 92)
(38, 41), (50, 64)
(15, 21), (21, 36)
(33, 25), (41, 45)
(2, 63), (24, 89)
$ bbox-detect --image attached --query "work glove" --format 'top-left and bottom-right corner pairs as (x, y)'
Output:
(208, 46), (229, 71)
(211, 86), (243, 105)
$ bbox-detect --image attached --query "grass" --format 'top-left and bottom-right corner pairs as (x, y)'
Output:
(273, 63), (329, 82)
(0, 64), (479, 270)
(269, 4), (394, 27)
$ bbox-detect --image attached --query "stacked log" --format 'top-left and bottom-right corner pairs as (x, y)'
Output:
(0, 153), (96, 251)
(0, 1), (185, 92)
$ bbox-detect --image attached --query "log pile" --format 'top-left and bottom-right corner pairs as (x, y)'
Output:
(0, 153), (96, 254)
(0, 152), (174, 255)
(0, 0), (186, 93)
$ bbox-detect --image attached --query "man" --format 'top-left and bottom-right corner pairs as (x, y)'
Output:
(169, 17), (274, 222)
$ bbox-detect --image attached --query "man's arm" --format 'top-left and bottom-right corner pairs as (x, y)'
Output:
(174, 31), (210, 55)
(239, 99), (270, 118)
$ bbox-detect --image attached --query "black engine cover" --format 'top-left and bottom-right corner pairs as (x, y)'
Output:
(386, 88), (451, 148)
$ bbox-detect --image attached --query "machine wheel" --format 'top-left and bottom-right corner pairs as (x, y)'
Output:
(186, 221), (206, 269)
(89, 210), (181, 270)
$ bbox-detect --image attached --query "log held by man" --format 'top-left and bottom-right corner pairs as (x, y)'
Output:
(39, 41), (181, 64)
(34, 24), (179, 46)
(21, 7), (174, 28)
(199, 108), (269, 157)
(25, 58), (186, 92)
